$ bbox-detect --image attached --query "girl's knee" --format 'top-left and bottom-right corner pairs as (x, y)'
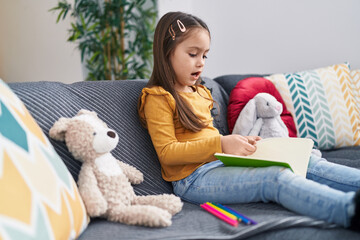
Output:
(308, 154), (327, 169)
(265, 166), (293, 183)
(276, 167), (296, 182)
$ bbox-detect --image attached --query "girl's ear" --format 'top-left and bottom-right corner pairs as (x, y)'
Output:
(232, 99), (257, 136)
(49, 117), (71, 141)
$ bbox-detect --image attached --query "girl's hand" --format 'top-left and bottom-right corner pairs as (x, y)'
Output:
(220, 135), (261, 156)
(244, 136), (262, 145)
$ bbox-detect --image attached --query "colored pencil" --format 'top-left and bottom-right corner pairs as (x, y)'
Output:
(213, 203), (257, 225)
(200, 203), (238, 227)
(205, 202), (239, 221)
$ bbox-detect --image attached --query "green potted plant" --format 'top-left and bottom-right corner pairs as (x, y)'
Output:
(51, 0), (157, 80)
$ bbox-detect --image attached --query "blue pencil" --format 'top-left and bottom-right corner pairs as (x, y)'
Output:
(213, 203), (257, 225)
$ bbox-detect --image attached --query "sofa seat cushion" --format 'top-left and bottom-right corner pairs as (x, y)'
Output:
(0, 79), (88, 239)
(78, 201), (346, 240)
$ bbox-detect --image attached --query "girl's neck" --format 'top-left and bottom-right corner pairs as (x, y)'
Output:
(175, 85), (195, 93)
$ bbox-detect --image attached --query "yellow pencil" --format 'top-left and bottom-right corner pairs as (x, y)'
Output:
(205, 202), (239, 221)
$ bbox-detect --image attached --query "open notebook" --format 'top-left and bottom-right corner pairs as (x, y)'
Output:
(215, 137), (314, 177)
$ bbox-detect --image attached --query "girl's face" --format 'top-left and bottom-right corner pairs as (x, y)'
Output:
(170, 28), (210, 92)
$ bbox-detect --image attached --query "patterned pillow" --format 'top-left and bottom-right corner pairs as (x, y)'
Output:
(0, 79), (88, 239)
(265, 63), (360, 150)
(350, 69), (360, 112)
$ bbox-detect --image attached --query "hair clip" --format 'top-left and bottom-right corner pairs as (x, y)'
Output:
(169, 25), (176, 40)
(177, 20), (186, 32)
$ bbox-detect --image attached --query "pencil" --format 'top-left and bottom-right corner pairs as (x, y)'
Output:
(213, 203), (257, 225)
(204, 202), (239, 221)
(200, 203), (238, 227)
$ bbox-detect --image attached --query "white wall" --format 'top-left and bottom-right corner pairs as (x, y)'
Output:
(1, 0), (359, 83)
(0, 0), (83, 83)
(159, 0), (360, 78)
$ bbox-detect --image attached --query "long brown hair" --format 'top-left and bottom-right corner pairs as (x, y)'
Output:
(138, 11), (211, 132)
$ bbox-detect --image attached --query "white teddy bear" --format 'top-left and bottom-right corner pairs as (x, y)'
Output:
(49, 109), (183, 227)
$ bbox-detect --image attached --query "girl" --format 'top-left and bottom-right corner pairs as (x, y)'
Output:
(138, 11), (360, 229)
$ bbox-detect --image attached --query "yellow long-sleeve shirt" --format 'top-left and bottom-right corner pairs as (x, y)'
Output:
(138, 85), (223, 181)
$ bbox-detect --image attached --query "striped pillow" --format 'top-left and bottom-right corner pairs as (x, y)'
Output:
(265, 63), (360, 150)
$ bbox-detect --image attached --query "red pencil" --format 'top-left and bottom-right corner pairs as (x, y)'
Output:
(200, 203), (238, 227)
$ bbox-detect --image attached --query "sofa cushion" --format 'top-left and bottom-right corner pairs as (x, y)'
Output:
(78, 201), (342, 240)
(0, 79), (88, 239)
(226, 77), (297, 136)
(9, 80), (174, 196)
(265, 63), (360, 150)
(214, 74), (264, 95)
(9, 78), (230, 194)
(201, 77), (229, 135)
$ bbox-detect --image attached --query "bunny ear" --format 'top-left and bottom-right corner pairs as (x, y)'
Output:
(232, 99), (257, 135)
(49, 117), (71, 141)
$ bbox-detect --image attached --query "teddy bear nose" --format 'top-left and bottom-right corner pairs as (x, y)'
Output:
(107, 131), (116, 138)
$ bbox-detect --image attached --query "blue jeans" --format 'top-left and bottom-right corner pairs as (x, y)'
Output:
(172, 155), (359, 227)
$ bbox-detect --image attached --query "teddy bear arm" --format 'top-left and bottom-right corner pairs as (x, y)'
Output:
(116, 161), (144, 184)
(78, 164), (108, 217)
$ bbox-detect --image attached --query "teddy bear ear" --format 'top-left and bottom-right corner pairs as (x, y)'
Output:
(76, 109), (98, 117)
(49, 117), (71, 141)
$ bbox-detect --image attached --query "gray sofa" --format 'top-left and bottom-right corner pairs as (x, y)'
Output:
(9, 74), (360, 239)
